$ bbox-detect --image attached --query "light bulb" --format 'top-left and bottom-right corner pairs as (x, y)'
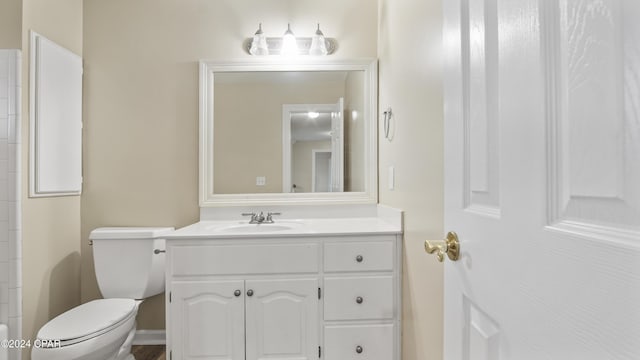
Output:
(309, 24), (328, 56)
(249, 23), (269, 56)
(281, 23), (298, 56)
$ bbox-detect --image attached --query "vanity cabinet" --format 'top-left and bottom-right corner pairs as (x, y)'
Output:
(170, 280), (245, 360)
(166, 235), (402, 360)
(170, 278), (318, 360)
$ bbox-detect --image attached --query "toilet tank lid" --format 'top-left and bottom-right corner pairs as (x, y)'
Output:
(37, 299), (137, 342)
(90, 227), (174, 240)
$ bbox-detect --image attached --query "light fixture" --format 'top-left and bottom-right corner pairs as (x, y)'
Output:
(249, 23), (269, 55)
(281, 23), (298, 56)
(307, 111), (320, 119)
(244, 23), (336, 56)
(309, 24), (328, 56)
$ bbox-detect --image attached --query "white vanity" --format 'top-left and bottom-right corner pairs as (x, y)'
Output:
(168, 58), (401, 359)
(165, 208), (402, 360)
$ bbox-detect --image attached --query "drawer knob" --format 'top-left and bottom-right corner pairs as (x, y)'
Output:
(356, 345), (363, 354)
(356, 296), (364, 304)
(234, 290), (241, 297)
(356, 255), (363, 262)
(247, 289), (254, 297)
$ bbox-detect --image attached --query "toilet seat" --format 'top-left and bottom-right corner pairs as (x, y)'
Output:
(37, 299), (137, 347)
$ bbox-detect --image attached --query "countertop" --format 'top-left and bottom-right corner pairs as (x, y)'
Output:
(166, 216), (402, 239)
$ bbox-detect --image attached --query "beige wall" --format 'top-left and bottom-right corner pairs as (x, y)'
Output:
(214, 80), (344, 194)
(378, 0), (444, 359)
(344, 71), (365, 192)
(82, 0), (378, 330)
(0, 0), (22, 49)
(20, 0), (83, 357)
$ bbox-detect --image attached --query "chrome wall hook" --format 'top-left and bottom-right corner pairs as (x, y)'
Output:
(383, 107), (393, 141)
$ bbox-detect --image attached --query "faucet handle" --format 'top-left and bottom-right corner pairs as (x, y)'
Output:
(242, 212), (257, 223)
(265, 212), (281, 223)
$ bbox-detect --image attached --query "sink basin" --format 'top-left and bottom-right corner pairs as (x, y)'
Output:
(214, 221), (303, 233)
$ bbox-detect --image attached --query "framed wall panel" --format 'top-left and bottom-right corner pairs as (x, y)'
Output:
(29, 31), (82, 197)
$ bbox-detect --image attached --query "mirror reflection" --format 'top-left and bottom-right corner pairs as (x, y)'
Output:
(213, 71), (365, 194)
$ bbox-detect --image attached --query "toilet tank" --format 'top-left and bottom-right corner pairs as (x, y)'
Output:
(90, 227), (174, 299)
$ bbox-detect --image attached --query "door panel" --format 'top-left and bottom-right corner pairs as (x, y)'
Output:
(443, 0), (640, 359)
(548, 0), (640, 240)
(464, 0), (501, 216)
(171, 281), (245, 360)
(245, 278), (319, 360)
(463, 297), (500, 360)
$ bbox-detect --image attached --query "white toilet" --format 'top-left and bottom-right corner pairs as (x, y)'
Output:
(32, 227), (174, 360)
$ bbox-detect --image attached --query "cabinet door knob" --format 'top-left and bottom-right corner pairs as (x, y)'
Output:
(356, 255), (363, 262)
(247, 289), (254, 297)
(234, 290), (241, 297)
(356, 345), (363, 354)
(356, 296), (364, 304)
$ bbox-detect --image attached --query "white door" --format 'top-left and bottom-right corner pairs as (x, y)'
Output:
(330, 98), (344, 192)
(245, 278), (319, 360)
(171, 281), (245, 360)
(312, 150), (332, 192)
(440, 1), (640, 359)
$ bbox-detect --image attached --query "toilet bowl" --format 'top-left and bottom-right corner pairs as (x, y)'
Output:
(32, 227), (173, 360)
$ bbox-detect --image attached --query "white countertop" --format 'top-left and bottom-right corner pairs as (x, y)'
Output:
(166, 216), (402, 239)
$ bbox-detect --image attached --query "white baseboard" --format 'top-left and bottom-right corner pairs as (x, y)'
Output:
(133, 330), (166, 345)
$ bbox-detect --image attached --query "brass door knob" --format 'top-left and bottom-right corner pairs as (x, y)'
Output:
(424, 231), (460, 262)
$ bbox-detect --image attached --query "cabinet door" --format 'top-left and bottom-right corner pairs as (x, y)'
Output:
(245, 278), (319, 360)
(171, 280), (245, 360)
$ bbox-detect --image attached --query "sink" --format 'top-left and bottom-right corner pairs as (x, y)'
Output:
(213, 221), (304, 233)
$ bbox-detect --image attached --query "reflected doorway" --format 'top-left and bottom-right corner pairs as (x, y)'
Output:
(283, 98), (344, 193)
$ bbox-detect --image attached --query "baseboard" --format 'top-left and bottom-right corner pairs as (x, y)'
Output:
(133, 330), (166, 345)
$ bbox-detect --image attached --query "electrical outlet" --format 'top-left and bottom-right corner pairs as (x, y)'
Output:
(256, 176), (266, 186)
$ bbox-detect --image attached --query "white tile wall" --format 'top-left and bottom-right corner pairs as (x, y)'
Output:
(0, 49), (22, 360)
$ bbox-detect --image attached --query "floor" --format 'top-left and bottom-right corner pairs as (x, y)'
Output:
(132, 345), (166, 360)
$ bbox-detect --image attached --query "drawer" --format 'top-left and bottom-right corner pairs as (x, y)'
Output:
(324, 324), (394, 360)
(170, 243), (319, 275)
(324, 241), (393, 272)
(324, 276), (394, 320)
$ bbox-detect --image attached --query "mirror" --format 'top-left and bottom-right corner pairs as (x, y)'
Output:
(200, 59), (377, 206)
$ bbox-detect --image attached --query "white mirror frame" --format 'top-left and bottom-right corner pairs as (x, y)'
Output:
(199, 58), (378, 207)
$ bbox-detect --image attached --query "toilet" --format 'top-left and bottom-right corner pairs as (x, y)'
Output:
(31, 227), (174, 360)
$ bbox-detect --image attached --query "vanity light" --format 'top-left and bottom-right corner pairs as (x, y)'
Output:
(249, 23), (269, 56)
(281, 24), (298, 56)
(245, 23), (336, 56)
(309, 24), (328, 56)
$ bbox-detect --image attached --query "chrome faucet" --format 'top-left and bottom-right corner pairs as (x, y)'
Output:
(242, 211), (281, 224)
